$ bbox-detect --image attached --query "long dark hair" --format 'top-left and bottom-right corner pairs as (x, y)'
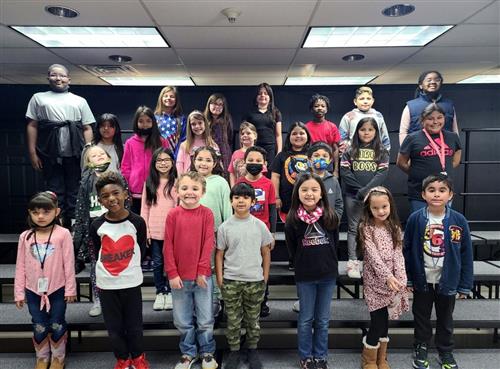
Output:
(145, 147), (177, 206)
(132, 106), (163, 151)
(286, 172), (337, 231)
(415, 70), (443, 98)
(255, 82), (280, 129)
(357, 186), (402, 255)
(204, 93), (233, 145)
(350, 117), (384, 162)
(283, 121), (311, 154)
(26, 191), (61, 239)
(94, 113), (124, 162)
(190, 146), (224, 176)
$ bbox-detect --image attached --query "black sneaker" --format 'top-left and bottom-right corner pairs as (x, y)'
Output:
(413, 343), (429, 369)
(247, 349), (262, 369)
(259, 302), (270, 317)
(224, 350), (240, 369)
(75, 259), (86, 274)
(439, 351), (458, 369)
(299, 357), (315, 369)
(314, 358), (328, 369)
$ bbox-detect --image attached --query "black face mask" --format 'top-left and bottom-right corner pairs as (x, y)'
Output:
(246, 163), (263, 176)
(137, 128), (153, 136)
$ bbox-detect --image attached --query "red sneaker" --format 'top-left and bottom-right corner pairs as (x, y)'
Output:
(131, 353), (150, 369)
(114, 358), (131, 369)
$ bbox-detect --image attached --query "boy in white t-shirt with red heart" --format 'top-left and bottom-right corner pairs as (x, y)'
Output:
(89, 172), (149, 369)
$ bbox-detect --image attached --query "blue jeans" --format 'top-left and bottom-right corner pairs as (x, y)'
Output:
(26, 287), (67, 343)
(171, 278), (215, 357)
(150, 239), (170, 294)
(296, 278), (336, 360)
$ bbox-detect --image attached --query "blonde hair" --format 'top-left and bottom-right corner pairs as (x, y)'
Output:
(355, 86), (373, 98)
(239, 121), (258, 148)
(184, 110), (216, 154)
(176, 171), (207, 193)
(83, 145), (111, 168)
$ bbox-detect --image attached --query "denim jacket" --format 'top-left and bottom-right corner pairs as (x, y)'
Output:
(403, 207), (473, 295)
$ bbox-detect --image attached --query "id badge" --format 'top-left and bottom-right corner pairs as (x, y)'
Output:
(440, 171), (447, 176)
(37, 277), (49, 293)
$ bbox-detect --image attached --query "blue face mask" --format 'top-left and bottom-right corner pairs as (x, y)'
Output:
(311, 158), (331, 171)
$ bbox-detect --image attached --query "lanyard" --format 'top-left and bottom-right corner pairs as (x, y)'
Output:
(33, 225), (55, 271)
(422, 129), (446, 172)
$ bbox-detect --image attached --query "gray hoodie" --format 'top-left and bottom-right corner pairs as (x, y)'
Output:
(321, 172), (344, 220)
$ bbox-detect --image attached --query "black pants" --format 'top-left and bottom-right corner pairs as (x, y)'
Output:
(100, 286), (144, 359)
(413, 284), (456, 353)
(366, 307), (388, 346)
(259, 143), (276, 178)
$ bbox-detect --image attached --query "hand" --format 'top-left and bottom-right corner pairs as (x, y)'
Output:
(29, 152), (43, 171)
(406, 286), (414, 293)
(169, 276), (183, 289)
(15, 300), (25, 309)
(276, 198), (282, 209)
(147, 238), (151, 246)
(196, 275), (208, 289)
(216, 277), (223, 289)
(270, 237), (276, 251)
(387, 275), (404, 292)
(458, 293), (468, 299)
(65, 295), (77, 303)
(338, 141), (348, 154)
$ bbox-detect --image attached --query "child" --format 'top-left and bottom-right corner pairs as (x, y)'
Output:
(404, 174), (473, 369)
(215, 183), (273, 369)
(154, 85), (187, 158)
(164, 172), (218, 369)
(339, 86), (391, 153)
(285, 173), (339, 369)
(93, 113), (124, 172)
(204, 93), (233, 171)
(192, 146), (232, 317)
(357, 187), (409, 369)
(304, 94), (341, 175)
(229, 121), (258, 187)
(340, 117), (389, 279)
(176, 110), (220, 174)
(15, 191), (76, 369)
(89, 172), (149, 369)
(141, 147), (178, 311)
(236, 145), (277, 317)
(121, 105), (167, 214)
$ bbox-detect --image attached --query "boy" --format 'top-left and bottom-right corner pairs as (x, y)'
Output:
(164, 172), (218, 369)
(305, 94), (340, 176)
(236, 145), (276, 317)
(215, 183), (273, 369)
(404, 174), (473, 369)
(89, 172), (149, 369)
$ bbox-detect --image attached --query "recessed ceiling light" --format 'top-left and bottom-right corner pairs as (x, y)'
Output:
(285, 76), (376, 86)
(458, 75), (500, 84)
(10, 26), (169, 48)
(303, 25), (453, 48)
(45, 5), (79, 18)
(100, 76), (194, 86)
(109, 55), (133, 63)
(382, 4), (415, 17)
(342, 54), (365, 62)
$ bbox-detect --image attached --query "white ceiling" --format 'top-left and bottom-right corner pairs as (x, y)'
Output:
(0, 0), (498, 85)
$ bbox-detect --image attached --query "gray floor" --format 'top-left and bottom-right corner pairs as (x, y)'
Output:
(1, 349), (499, 369)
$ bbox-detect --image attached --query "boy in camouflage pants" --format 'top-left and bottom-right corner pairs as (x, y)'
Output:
(215, 183), (273, 369)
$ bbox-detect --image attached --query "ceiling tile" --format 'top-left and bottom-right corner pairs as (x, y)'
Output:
(0, 48), (64, 64)
(294, 47), (420, 65)
(431, 24), (499, 46)
(0, 25), (41, 47)
(192, 76), (285, 86)
(50, 48), (181, 65)
(177, 48), (296, 65)
(465, 1), (500, 24)
(408, 46), (500, 63)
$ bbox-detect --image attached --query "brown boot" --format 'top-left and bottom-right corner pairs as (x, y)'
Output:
(377, 337), (390, 369)
(33, 336), (50, 369)
(361, 336), (379, 369)
(49, 332), (67, 369)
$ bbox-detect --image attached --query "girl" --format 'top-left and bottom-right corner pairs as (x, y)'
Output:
(340, 117), (389, 279)
(243, 82), (283, 163)
(15, 191), (76, 369)
(121, 106), (167, 214)
(271, 121), (311, 222)
(397, 103), (461, 213)
(399, 71), (459, 145)
(154, 86), (187, 158)
(176, 110), (219, 174)
(93, 113), (124, 172)
(204, 93), (233, 171)
(140, 147), (178, 311)
(228, 121), (259, 187)
(357, 187), (409, 369)
(192, 146), (232, 317)
(284, 173), (338, 369)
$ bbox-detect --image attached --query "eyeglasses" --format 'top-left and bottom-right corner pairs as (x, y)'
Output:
(49, 73), (69, 79)
(424, 78), (442, 83)
(156, 158), (172, 163)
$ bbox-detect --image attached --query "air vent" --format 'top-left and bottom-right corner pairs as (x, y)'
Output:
(79, 64), (139, 77)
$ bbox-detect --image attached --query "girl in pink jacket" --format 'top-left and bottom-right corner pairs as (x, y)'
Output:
(14, 191), (77, 369)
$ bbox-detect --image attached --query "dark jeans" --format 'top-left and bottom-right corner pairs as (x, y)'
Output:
(413, 284), (456, 353)
(366, 306), (389, 346)
(100, 286), (144, 359)
(150, 239), (170, 294)
(41, 156), (81, 221)
(26, 287), (67, 343)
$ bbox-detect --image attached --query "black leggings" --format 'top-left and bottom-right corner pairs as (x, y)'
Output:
(366, 306), (388, 346)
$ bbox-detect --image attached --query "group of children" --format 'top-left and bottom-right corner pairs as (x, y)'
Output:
(15, 79), (473, 369)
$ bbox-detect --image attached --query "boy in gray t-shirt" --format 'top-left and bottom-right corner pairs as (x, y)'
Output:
(215, 183), (273, 369)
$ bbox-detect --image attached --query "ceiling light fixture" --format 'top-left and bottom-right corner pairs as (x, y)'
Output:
(382, 4), (415, 17)
(100, 76), (194, 86)
(285, 76), (376, 86)
(458, 75), (500, 84)
(45, 5), (79, 18)
(342, 54), (365, 62)
(109, 55), (133, 63)
(221, 8), (241, 23)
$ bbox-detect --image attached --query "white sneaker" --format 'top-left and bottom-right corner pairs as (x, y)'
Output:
(292, 300), (300, 313)
(346, 259), (362, 279)
(164, 292), (173, 310)
(153, 293), (165, 311)
(89, 300), (102, 317)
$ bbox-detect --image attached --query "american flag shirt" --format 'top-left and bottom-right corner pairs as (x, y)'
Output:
(156, 113), (187, 159)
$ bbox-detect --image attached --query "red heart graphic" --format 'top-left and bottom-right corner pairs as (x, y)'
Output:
(100, 235), (135, 276)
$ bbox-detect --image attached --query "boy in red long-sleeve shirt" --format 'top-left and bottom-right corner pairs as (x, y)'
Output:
(163, 171), (218, 369)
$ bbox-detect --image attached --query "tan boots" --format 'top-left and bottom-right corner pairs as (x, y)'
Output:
(361, 336), (391, 369)
(377, 337), (390, 369)
(49, 332), (68, 369)
(33, 337), (50, 369)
